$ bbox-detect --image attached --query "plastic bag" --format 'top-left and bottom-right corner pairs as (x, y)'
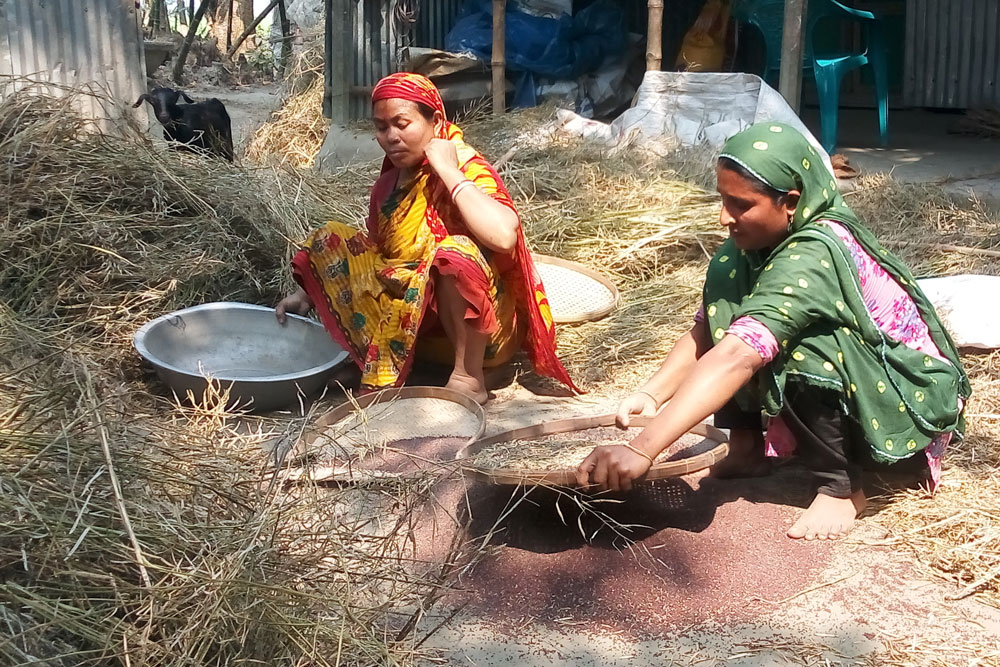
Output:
(556, 71), (834, 173)
(676, 0), (731, 72)
(916, 274), (1000, 350)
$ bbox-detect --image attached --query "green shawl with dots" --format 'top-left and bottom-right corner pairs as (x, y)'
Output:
(704, 122), (969, 463)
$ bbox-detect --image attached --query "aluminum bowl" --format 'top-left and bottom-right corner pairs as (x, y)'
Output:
(134, 302), (350, 412)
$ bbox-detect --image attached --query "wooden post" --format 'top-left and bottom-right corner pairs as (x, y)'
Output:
(778, 0), (808, 113)
(324, 0), (352, 124)
(227, 0), (235, 51)
(646, 0), (664, 71)
(277, 0), (292, 76)
(492, 0), (506, 115)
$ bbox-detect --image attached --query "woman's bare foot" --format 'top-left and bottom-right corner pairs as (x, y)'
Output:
(710, 428), (772, 478)
(445, 371), (489, 405)
(787, 490), (866, 540)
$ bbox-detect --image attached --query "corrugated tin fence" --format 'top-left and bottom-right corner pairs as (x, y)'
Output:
(904, 0), (1000, 108)
(326, 0), (459, 122)
(0, 0), (147, 130)
(325, 0), (651, 122)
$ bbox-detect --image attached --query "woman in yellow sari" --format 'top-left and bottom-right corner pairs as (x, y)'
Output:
(276, 73), (576, 403)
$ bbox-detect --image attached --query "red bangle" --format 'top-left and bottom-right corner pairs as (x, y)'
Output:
(449, 178), (474, 199)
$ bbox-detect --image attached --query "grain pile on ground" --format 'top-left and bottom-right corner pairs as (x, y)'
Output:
(471, 428), (710, 471)
(0, 89), (482, 666)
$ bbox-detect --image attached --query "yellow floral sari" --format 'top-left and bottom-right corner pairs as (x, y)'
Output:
(292, 123), (575, 393)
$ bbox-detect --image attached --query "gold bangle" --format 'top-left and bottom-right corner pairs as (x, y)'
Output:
(623, 442), (655, 466)
(636, 389), (659, 404)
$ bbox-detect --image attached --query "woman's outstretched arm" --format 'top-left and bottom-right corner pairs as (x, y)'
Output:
(577, 334), (764, 491)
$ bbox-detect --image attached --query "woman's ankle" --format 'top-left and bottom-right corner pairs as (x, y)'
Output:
(711, 428), (771, 478)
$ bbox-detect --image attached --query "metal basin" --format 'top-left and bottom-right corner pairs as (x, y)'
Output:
(134, 302), (350, 412)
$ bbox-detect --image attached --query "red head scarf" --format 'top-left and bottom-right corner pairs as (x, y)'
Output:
(371, 72), (449, 137)
(371, 72), (454, 174)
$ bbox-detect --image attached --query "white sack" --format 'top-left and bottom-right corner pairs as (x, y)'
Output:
(557, 71), (833, 174)
(916, 274), (1000, 350)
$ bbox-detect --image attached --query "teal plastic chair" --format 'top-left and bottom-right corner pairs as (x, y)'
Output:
(731, 0), (889, 152)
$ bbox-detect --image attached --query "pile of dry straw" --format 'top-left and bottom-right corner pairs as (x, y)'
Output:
(0, 88), (481, 666)
(245, 43), (329, 168)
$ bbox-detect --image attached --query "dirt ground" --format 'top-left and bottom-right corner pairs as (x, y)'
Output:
(147, 84), (1000, 665)
(417, 384), (1000, 666)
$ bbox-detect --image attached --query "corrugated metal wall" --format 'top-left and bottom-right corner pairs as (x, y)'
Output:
(904, 0), (1000, 108)
(0, 0), (147, 130)
(414, 0), (462, 50)
(348, 0), (405, 119)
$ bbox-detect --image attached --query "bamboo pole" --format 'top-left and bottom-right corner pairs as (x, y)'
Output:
(172, 0), (212, 84)
(492, 0), (506, 115)
(227, 0), (235, 51)
(778, 0), (808, 113)
(646, 0), (664, 71)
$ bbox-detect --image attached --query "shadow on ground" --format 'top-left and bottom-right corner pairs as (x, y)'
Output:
(445, 460), (924, 634)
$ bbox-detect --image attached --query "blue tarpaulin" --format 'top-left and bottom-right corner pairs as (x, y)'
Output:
(444, 0), (627, 106)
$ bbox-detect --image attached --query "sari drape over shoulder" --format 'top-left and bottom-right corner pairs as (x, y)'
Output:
(291, 73), (576, 393)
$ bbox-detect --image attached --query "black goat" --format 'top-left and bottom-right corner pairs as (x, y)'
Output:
(133, 87), (234, 162)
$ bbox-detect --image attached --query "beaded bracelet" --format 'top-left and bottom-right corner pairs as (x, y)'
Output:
(449, 179), (475, 200)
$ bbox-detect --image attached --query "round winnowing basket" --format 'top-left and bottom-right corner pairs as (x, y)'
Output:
(455, 414), (729, 487)
(532, 254), (620, 324)
(293, 386), (486, 481)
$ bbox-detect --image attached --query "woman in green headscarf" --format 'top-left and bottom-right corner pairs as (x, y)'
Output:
(576, 122), (969, 540)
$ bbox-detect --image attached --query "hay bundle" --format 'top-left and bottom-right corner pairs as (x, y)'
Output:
(245, 76), (327, 168)
(478, 134), (724, 387)
(0, 89), (475, 666)
(245, 45), (330, 168)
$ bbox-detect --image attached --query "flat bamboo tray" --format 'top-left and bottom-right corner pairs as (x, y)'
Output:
(532, 253), (620, 324)
(292, 386), (487, 482)
(456, 414), (729, 487)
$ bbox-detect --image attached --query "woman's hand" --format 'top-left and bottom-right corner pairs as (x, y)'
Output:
(424, 137), (460, 176)
(615, 391), (659, 428)
(275, 288), (313, 324)
(575, 444), (653, 493)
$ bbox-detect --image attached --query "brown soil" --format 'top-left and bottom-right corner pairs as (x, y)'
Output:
(449, 465), (834, 636)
